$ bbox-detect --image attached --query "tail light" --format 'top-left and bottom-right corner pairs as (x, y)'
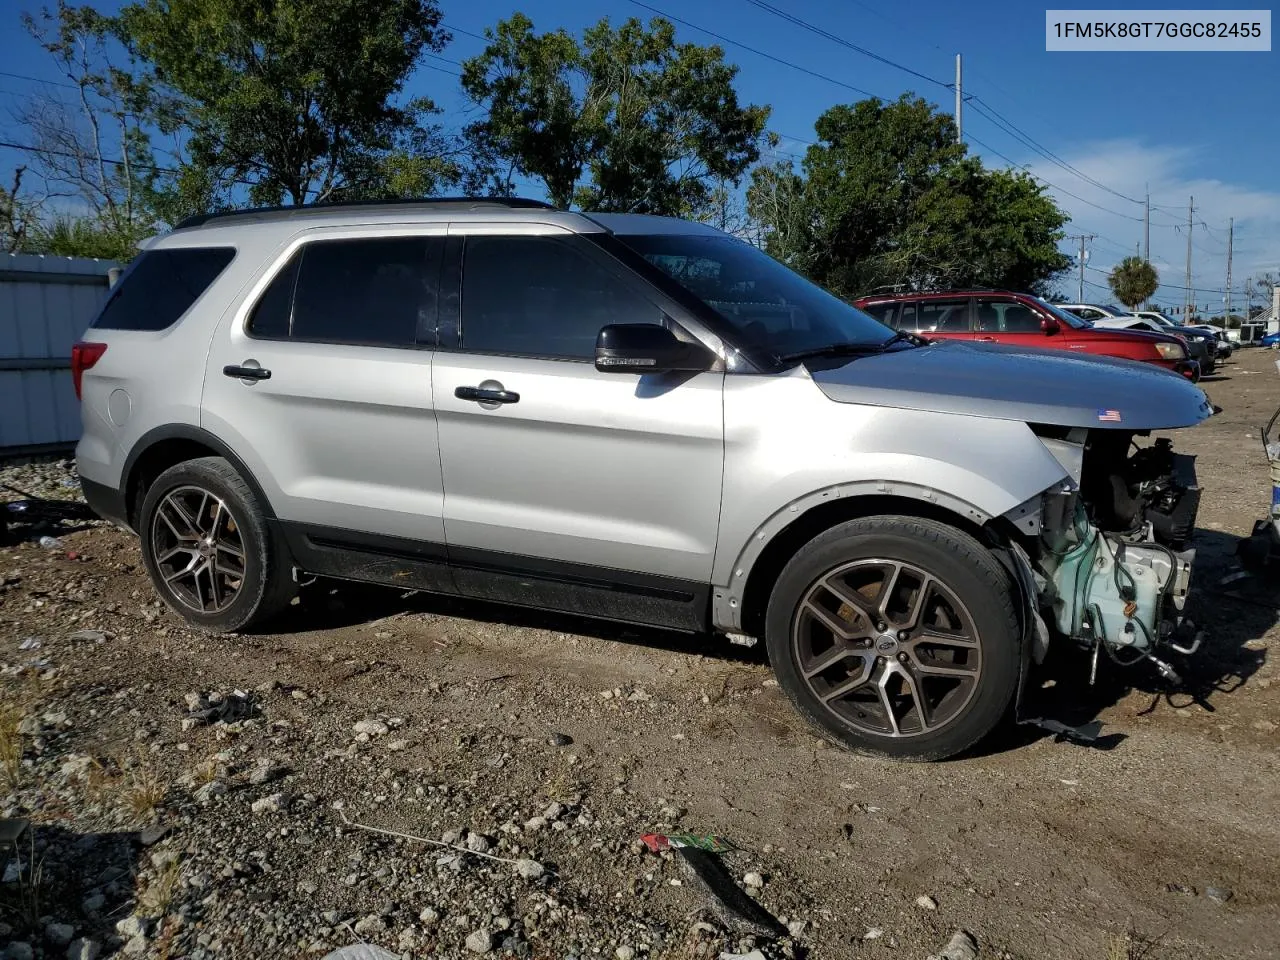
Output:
(71, 341), (107, 400)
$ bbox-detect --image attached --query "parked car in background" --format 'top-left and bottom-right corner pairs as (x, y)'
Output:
(1054, 302), (1217, 372)
(1090, 315), (1216, 374)
(852, 290), (1199, 380)
(1135, 310), (1233, 359)
(1054, 302), (1132, 323)
(1261, 330), (1280, 348)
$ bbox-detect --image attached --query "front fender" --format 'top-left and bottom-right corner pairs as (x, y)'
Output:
(712, 373), (1069, 628)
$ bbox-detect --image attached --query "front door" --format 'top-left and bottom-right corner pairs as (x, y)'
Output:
(972, 296), (1088, 353)
(430, 226), (725, 629)
(201, 228), (452, 587)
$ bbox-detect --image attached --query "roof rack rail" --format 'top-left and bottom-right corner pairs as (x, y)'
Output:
(173, 196), (558, 230)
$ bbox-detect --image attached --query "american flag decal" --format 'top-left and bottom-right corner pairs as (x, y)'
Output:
(1096, 409), (1122, 423)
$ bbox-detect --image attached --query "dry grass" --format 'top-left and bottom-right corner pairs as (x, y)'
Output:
(124, 764), (168, 818)
(192, 756), (221, 786)
(1106, 929), (1166, 960)
(137, 857), (181, 917)
(0, 701), (23, 788)
(0, 832), (45, 928)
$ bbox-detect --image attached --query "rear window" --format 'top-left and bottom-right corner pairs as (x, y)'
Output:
(92, 247), (235, 331)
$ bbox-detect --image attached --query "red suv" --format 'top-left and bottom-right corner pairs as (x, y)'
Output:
(851, 290), (1199, 381)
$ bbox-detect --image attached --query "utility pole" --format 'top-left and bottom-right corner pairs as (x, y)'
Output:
(1144, 187), (1150, 261)
(1068, 234), (1094, 301)
(1225, 216), (1234, 323)
(1184, 196), (1194, 318)
(954, 54), (963, 142)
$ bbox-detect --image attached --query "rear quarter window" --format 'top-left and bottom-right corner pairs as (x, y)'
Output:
(91, 247), (236, 332)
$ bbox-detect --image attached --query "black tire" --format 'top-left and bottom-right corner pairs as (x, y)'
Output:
(137, 456), (295, 633)
(765, 515), (1021, 761)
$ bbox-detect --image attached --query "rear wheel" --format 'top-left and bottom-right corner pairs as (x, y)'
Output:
(138, 456), (294, 633)
(765, 515), (1021, 761)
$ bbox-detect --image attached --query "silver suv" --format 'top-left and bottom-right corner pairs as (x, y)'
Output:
(73, 198), (1213, 760)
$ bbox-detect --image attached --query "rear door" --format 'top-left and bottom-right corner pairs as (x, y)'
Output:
(201, 228), (452, 588)
(899, 298), (974, 340)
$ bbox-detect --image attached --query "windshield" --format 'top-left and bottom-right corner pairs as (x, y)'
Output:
(1031, 297), (1090, 329)
(615, 234), (893, 358)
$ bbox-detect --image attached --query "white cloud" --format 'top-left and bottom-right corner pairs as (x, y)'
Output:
(1014, 138), (1280, 312)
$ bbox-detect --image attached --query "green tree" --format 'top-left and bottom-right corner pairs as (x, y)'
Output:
(747, 95), (1071, 298)
(1107, 256), (1158, 308)
(461, 14), (769, 214)
(18, 2), (163, 251)
(116, 0), (455, 206)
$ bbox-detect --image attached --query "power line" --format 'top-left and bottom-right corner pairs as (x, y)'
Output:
(0, 70), (76, 90)
(1085, 263), (1243, 295)
(626, 0), (885, 100)
(740, 0), (953, 90)
(441, 23), (492, 44)
(967, 96), (1144, 205)
(962, 131), (1146, 222)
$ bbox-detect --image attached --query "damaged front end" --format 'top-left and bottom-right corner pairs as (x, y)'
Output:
(1015, 426), (1204, 683)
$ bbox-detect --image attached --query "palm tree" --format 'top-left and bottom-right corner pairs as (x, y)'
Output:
(1108, 256), (1159, 309)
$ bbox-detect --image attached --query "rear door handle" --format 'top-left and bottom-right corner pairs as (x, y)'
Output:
(455, 385), (519, 404)
(224, 364), (272, 381)
(976, 336), (996, 342)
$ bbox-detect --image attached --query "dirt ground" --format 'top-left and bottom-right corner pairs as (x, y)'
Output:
(2, 347), (1278, 960)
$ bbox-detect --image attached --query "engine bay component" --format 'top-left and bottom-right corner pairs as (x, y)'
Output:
(1032, 429), (1201, 670)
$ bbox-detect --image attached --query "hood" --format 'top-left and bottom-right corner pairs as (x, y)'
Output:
(807, 340), (1213, 430)
(1083, 322), (1182, 343)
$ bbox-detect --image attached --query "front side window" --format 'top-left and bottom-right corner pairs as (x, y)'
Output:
(460, 236), (661, 359)
(92, 247), (235, 332)
(614, 234), (892, 359)
(975, 299), (1042, 333)
(248, 236), (442, 348)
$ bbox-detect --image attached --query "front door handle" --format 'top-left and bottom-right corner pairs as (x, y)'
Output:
(976, 336), (996, 342)
(224, 362), (271, 381)
(455, 385), (519, 404)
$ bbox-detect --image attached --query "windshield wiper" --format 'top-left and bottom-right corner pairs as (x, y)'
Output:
(878, 330), (929, 349)
(778, 343), (881, 363)
(780, 332), (924, 364)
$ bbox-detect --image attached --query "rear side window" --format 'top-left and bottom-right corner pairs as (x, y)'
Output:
(862, 302), (897, 325)
(898, 300), (970, 333)
(92, 247), (235, 331)
(247, 237), (443, 348)
(920, 301), (970, 332)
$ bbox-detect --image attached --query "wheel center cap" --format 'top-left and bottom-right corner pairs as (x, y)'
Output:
(874, 634), (900, 655)
(197, 538), (215, 558)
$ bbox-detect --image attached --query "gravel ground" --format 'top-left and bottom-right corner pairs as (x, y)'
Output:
(1, 348), (1278, 960)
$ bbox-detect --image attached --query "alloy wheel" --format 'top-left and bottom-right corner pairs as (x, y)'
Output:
(791, 558), (982, 738)
(149, 485), (247, 614)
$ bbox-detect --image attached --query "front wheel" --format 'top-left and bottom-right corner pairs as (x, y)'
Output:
(765, 516), (1021, 761)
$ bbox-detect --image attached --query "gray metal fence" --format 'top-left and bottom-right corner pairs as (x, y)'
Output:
(0, 253), (119, 456)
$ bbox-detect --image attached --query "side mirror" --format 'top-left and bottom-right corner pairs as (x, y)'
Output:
(1040, 317), (1060, 334)
(594, 324), (715, 374)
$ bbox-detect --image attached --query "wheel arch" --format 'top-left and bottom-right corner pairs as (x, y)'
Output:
(719, 484), (1030, 640)
(122, 425), (277, 528)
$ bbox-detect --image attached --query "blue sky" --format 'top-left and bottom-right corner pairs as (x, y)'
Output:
(1, 0), (1276, 309)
